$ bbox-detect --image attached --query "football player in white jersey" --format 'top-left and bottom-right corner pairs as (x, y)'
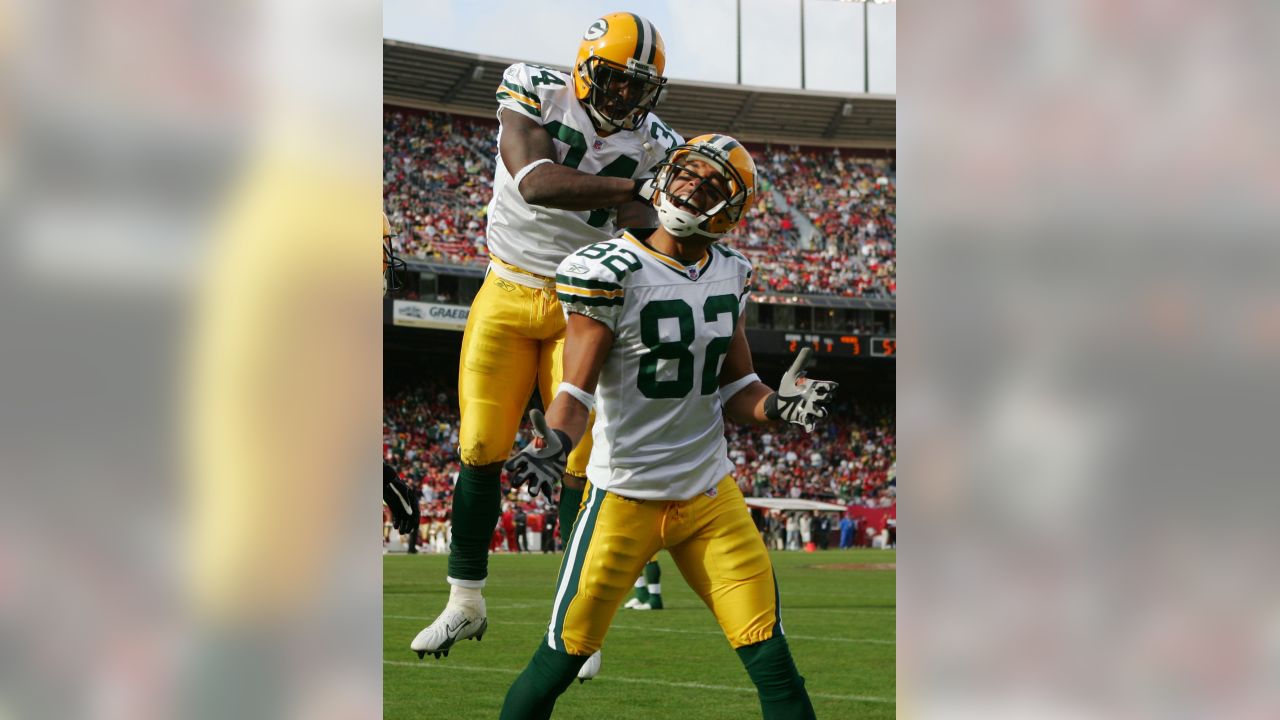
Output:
(411, 12), (684, 677)
(499, 134), (835, 720)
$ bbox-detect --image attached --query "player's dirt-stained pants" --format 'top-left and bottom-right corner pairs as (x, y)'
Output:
(457, 257), (594, 474)
(548, 475), (782, 654)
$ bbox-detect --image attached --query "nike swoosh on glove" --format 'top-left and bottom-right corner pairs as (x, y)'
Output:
(503, 409), (573, 498)
(764, 347), (839, 433)
(383, 463), (421, 535)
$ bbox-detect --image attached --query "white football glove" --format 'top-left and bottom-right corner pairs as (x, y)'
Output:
(765, 348), (839, 433)
(633, 177), (657, 203)
(504, 410), (572, 498)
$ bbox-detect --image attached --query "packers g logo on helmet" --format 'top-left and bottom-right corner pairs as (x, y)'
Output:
(652, 134), (757, 240)
(583, 18), (608, 41)
(573, 12), (668, 132)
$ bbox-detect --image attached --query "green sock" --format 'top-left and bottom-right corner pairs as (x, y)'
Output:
(736, 636), (816, 720)
(643, 561), (662, 608)
(446, 464), (501, 582)
(631, 575), (649, 604)
(499, 642), (587, 720)
(557, 483), (585, 546)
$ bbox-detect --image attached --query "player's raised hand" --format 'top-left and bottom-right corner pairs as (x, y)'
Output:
(504, 410), (574, 498)
(766, 348), (839, 433)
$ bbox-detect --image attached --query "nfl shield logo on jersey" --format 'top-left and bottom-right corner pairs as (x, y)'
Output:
(593, 139), (604, 150)
(686, 266), (699, 280)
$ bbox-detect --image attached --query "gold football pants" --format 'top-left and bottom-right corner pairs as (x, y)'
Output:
(547, 476), (782, 654)
(457, 267), (593, 474)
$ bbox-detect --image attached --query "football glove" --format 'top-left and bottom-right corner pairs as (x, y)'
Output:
(383, 463), (420, 535)
(504, 409), (573, 498)
(633, 177), (657, 203)
(764, 348), (839, 433)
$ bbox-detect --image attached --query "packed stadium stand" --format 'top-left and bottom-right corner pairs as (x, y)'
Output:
(383, 108), (896, 298)
(384, 380), (895, 550)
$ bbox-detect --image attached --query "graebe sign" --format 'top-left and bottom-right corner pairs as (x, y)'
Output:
(392, 300), (470, 331)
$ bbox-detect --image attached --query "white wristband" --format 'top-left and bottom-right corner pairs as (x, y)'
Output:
(557, 382), (595, 412)
(513, 158), (554, 202)
(718, 373), (760, 402)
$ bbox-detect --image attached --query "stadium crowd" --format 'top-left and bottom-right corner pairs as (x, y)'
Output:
(383, 107), (896, 298)
(384, 383), (895, 552)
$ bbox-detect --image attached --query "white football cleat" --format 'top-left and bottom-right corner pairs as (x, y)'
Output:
(576, 650), (602, 683)
(410, 597), (488, 659)
(623, 598), (641, 609)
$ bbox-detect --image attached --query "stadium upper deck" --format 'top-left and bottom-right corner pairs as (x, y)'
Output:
(384, 40), (895, 149)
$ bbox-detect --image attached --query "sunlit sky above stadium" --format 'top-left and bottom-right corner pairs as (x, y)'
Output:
(384, 0), (896, 95)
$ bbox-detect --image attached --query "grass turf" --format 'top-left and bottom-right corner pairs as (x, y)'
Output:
(385, 548), (895, 719)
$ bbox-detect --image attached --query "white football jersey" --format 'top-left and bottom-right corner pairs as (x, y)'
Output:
(488, 63), (683, 279)
(556, 230), (754, 501)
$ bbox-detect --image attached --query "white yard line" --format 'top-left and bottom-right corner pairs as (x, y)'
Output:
(383, 660), (894, 704)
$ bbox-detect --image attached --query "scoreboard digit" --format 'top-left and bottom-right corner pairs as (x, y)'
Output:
(767, 331), (893, 359)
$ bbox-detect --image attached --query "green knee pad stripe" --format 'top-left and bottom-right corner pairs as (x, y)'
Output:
(558, 484), (584, 539)
(771, 569), (783, 637)
(548, 485), (604, 652)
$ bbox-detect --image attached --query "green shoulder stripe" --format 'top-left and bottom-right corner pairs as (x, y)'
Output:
(711, 242), (748, 263)
(557, 293), (624, 307)
(500, 80), (539, 102)
(556, 274), (622, 292)
(495, 91), (541, 117)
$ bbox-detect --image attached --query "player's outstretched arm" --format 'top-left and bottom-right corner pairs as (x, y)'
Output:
(499, 109), (641, 211)
(720, 321), (774, 423)
(720, 323), (838, 432)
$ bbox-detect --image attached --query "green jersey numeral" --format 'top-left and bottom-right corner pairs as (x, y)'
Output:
(701, 295), (740, 395)
(529, 69), (565, 87)
(541, 121), (639, 228)
(649, 120), (680, 154)
(573, 242), (642, 280)
(637, 294), (739, 399)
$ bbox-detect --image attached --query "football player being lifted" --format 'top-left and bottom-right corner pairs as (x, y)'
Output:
(500, 134), (836, 720)
(410, 13), (684, 683)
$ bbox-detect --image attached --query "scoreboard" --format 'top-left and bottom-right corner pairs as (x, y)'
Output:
(746, 329), (896, 360)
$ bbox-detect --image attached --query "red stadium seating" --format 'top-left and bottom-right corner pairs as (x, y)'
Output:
(384, 108), (896, 298)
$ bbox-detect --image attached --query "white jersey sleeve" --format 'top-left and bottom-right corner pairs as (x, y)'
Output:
(554, 242), (637, 333)
(494, 63), (556, 123)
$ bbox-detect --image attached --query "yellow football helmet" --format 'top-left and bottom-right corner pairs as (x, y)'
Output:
(573, 12), (668, 132)
(383, 212), (406, 296)
(652, 134), (757, 239)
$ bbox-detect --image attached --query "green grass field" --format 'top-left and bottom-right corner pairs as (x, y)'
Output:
(384, 548), (895, 719)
